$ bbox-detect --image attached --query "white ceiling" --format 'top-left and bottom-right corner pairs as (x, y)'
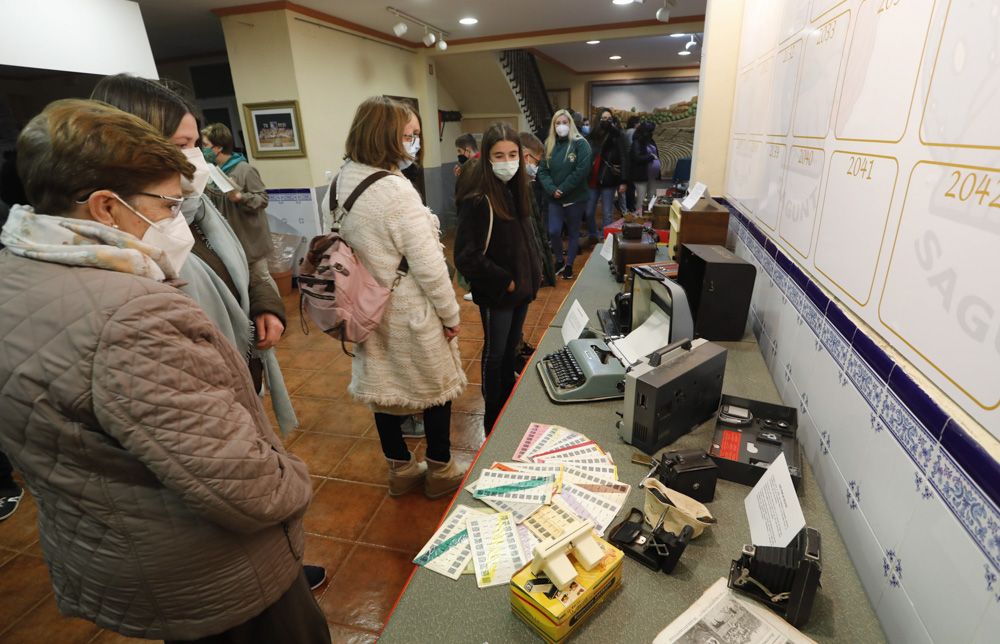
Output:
(535, 32), (702, 73)
(134, 0), (707, 60)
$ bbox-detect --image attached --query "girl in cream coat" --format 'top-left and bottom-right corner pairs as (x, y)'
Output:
(334, 96), (467, 499)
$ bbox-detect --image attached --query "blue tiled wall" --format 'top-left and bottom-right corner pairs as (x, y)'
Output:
(726, 204), (1000, 643)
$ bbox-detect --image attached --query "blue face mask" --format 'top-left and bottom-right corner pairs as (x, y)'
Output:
(581, 125), (591, 135)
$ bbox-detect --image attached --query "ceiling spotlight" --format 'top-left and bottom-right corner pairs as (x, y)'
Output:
(422, 30), (437, 47)
(437, 38), (448, 51)
(586, 40), (601, 45)
(685, 35), (697, 50)
(459, 17), (478, 25)
(656, 0), (677, 22)
(609, 55), (622, 60)
(670, 33), (686, 38)
(677, 50), (691, 56)
(392, 22), (408, 37)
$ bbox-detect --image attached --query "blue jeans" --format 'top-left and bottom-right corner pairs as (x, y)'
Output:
(586, 187), (617, 237)
(547, 201), (585, 271)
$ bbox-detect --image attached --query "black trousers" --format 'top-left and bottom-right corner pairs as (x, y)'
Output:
(375, 403), (452, 462)
(480, 301), (530, 433)
(0, 451), (16, 493)
(164, 570), (330, 644)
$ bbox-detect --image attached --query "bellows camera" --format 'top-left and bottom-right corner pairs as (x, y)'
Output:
(728, 527), (822, 627)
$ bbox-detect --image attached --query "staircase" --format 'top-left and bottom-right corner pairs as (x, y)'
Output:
(498, 50), (554, 141)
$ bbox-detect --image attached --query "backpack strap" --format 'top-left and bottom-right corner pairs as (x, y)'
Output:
(329, 169), (410, 288)
(482, 196), (494, 255)
(329, 170), (393, 220)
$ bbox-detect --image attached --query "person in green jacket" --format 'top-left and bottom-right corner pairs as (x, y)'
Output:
(536, 109), (593, 280)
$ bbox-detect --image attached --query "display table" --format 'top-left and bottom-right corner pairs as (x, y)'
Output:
(381, 244), (885, 643)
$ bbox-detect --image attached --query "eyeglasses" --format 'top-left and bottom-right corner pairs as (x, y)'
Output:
(402, 133), (421, 143)
(77, 191), (185, 218)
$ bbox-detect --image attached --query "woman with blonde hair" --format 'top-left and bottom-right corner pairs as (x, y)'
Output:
(536, 109), (593, 280)
(333, 96), (467, 499)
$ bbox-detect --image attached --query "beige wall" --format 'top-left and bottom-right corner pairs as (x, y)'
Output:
(220, 10), (311, 188)
(286, 14), (432, 184)
(689, 0), (744, 192)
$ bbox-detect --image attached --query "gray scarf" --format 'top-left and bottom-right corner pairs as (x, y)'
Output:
(180, 195), (297, 434)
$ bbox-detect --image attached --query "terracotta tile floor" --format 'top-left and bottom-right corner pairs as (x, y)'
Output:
(0, 238), (593, 642)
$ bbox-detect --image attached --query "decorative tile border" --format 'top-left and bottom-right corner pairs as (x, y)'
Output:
(724, 202), (1000, 574)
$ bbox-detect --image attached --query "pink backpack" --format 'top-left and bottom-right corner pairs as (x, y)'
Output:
(298, 170), (408, 354)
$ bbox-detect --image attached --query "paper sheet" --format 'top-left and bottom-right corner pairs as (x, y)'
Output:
(744, 453), (805, 548)
(412, 505), (488, 580)
(473, 469), (555, 505)
(513, 423), (553, 462)
(466, 479), (543, 523)
(555, 483), (627, 536)
(561, 300), (591, 346)
(600, 233), (614, 260)
(524, 497), (582, 542)
(467, 512), (529, 588)
(532, 442), (609, 465)
(680, 181), (707, 210)
(207, 164), (236, 194)
(610, 307), (671, 366)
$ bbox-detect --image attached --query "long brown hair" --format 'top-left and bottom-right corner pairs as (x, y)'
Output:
(344, 96), (415, 170)
(455, 122), (532, 221)
(91, 74), (195, 139)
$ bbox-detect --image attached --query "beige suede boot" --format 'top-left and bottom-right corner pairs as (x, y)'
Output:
(425, 457), (467, 499)
(386, 453), (427, 497)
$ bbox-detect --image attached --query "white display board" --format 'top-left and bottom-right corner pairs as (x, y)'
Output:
(0, 0), (157, 78)
(725, 0), (1000, 438)
(265, 188), (323, 275)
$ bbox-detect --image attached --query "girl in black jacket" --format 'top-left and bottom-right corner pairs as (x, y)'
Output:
(454, 123), (542, 434)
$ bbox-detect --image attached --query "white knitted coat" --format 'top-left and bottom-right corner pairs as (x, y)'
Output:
(334, 161), (466, 410)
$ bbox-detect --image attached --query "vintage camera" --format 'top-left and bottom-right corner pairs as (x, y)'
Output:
(608, 508), (693, 574)
(727, 527), (822, 627)
(655, 449), (718, 503)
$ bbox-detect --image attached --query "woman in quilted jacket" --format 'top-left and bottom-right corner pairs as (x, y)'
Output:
(0, 100), (327, 642)
(333, 96), (468, 499)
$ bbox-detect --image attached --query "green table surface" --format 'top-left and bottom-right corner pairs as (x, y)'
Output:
(380, 246), (885, 643)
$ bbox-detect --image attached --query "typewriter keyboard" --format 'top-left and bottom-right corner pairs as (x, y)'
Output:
(542, 347), (586, 389)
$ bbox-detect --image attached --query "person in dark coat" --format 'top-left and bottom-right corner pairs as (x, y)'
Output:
(584, 107), (629, 245)
(629, 121), (659, 213)
(454, 123), (542, 433)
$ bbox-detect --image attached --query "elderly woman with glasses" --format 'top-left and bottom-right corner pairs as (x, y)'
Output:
(0, 99), (328, 643)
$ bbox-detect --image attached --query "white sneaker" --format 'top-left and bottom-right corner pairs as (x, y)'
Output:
(463, 293), (473, 302)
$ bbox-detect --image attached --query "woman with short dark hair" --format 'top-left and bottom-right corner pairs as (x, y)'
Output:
(0, 99), (324, 643)
(455, 123), (542, 433)
(334, 95), (467, 498)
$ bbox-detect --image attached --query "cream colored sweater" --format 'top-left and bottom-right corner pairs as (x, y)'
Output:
(334, 161), (466, 410)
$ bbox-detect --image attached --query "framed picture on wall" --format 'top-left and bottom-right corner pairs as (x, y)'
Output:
(242, 100), (306, 158)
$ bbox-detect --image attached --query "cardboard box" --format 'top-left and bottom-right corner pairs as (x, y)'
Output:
(510, 537), (623, 643)
(667, 197), (730, 261)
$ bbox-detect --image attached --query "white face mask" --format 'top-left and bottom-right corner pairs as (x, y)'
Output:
(525, 163), (538, 178)
(555, 123), (570, 137)
(114, 193), (194, 275)
(491, 159), (519, 183)
(180, 147), (211, 198)
(399, 136), (420, 170)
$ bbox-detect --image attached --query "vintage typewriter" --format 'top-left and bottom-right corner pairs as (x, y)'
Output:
(538, 339), (626, 403)
(538, 272), (694, 404)
(728, 527), (822, 627)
